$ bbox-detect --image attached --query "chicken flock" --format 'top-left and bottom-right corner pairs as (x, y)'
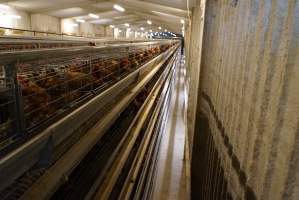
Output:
(14, 44), (173, 128)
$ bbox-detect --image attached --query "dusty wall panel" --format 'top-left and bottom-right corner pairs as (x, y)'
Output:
(192, 0), (299, 199)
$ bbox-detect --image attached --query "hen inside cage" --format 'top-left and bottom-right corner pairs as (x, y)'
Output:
(0, 42), (173, 150)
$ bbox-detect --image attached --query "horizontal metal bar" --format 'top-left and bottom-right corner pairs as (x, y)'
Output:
(118, 51), (179, 200)
(0, 40), (173, 65)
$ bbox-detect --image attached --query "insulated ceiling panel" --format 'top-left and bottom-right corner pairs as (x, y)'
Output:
(46, 7), (87, 18)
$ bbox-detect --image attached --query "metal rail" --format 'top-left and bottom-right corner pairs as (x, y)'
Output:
(0, 40), (172, 65)
(133, 51), (180, 200)
(92, 49), (179, 200)
(117, 50), (179, 200)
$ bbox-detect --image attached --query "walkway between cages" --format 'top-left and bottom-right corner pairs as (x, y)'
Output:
(151, 55), (189, 200)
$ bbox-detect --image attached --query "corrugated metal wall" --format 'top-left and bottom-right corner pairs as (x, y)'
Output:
(31, 14), (60, 33)
(191, 0), (299, 199)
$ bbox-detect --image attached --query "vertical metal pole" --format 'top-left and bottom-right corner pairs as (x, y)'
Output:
(5, 64), (26, 136)
(90, 59), (94, 91)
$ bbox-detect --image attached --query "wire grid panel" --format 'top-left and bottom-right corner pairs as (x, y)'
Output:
(0, 42), (175, 151)
(0, 66), (18, 150)
(14, 44), (168, 130)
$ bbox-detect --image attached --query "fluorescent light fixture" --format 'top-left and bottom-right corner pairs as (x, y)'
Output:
(164, 29), (167, 32)
(114, 4), (125, 12)
(140, 27), (144, 31)
(70, 23), (79, 27)
(89, 13), (99, 19)
(127, 28), (131, 31)
(180, 19), (185, 24)
(158, 26), (162, 30)
(0, 4), (10, 9)
(119, 30), (122, 33)
(147, 20), (152, 25)
(149, 30), (152, 32)
(110, 25), (115, 28)
(5, 14), (21, 19)
(124, 23), (129, 27)
(76, 19), (85, 23)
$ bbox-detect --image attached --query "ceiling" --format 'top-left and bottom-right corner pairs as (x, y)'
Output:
(1, 0), (196, 32)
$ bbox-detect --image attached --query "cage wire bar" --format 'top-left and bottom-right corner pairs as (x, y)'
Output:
(0, 40), (175, 152)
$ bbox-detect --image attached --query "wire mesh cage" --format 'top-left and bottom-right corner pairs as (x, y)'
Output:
(0, 40), (176, 151)
(0, 66), (20, 149)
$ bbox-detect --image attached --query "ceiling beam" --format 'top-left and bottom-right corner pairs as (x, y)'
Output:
(114, 18), (179, 33)
(92, 15), (141, 25)
(132, 11), (181, 26)
(74, 10), (127, 20)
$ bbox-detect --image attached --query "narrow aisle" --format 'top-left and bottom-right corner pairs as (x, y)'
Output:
(152, 55), (189, 200)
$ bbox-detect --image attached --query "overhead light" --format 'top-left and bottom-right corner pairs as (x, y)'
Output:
(149, 30), (152, 32)
(180, 19), (185, 24)
(158, 26), (162, 30)
(89, 13), (99, 19)
(110, 25), (115, 28)
(124, 23), (130, 27)
(147, 20), (152, 25)
(114, 4), (125, 12)
(66, 23), (78, 27)
(70, 23), (79, 27)
(127, 28), (131, 31)
(4, 14), (21, 19)
(119, 30), (122, 33)
(164, 29), (167, 32)
(0, 4), (10, 9)
(76, 19), (85, 23)
(140, 27), (144, 31)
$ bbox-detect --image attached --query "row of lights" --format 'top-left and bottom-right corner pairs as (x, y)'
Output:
(88, 4), (126, 19)
(1, 2), (185, 37)
(71, 4), (126, 26)
(110, 16), (184, 37)
(82, 4), (181, 36)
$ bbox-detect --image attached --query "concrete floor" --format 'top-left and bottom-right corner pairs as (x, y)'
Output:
(151, 55), (189, 200)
